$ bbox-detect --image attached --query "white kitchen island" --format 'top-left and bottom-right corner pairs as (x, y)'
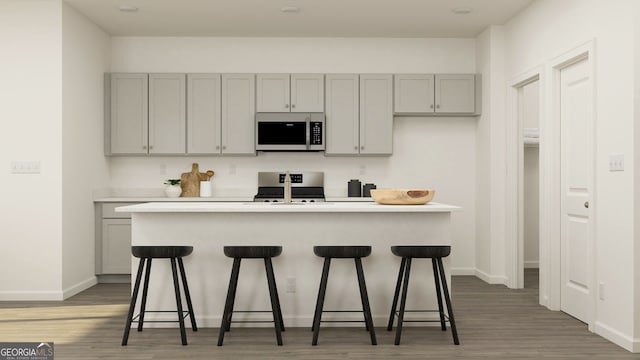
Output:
(116, 201), (461, 328)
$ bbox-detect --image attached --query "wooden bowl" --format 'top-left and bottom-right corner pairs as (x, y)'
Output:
(370, 189), (435, 205)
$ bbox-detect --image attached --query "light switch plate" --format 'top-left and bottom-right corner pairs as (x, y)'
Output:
(11, 161), (41, 174)
(609, 154), (624, 172)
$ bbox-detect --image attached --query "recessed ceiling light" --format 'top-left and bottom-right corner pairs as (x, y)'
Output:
(281, 6), (300, 13)
(118, 5), (139, 12)
(452, 7), (473, 15)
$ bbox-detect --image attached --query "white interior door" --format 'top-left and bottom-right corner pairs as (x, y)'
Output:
(560, 57), (592, 323)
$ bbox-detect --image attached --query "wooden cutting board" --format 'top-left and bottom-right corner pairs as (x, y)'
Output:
(180, 163), (213, 197)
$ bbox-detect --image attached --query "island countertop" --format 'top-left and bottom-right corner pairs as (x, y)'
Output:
(121, 200), (461, 329)
(116, 201), (461, 213)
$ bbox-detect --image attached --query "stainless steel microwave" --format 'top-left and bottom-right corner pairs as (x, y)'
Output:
(255, 112), (325, 151)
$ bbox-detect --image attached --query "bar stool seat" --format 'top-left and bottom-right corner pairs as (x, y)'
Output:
(311, 245), (377, 346)
(387, 245), (459, 346)
(218, 246), (285, 346)
(122, 245), (197, 346)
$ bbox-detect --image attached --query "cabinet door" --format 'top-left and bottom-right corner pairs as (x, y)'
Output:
(325, 74), (359, 155)
(291, 74), (324, 112)
(187, 74), (222, 154)
(221, 74), (256, 155)
(256, 73), (290, 112)
(109, 73), (148, 154)
(435, 74), (475, 113)
(101, 219), (131, 274)
(149, 73), (186, 154)
(394, 74), (435, 113)
(360, 74), (393, 155)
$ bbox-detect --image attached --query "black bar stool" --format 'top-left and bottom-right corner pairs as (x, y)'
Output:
(217, 246), (285, 346)
(311, 245), (377, 346)
(387, 245), (459, 345)
(122, 246), (197, 346)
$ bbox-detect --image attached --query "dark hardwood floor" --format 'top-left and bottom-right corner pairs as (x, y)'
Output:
(1, 270), (637, 359)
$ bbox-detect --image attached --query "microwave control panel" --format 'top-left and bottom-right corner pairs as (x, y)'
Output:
(311, 122), (323, 145)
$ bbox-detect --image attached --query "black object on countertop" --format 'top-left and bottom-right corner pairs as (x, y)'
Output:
(348, 179), (362, 197)
(363, 183), (376, 197)
(218, 246), (285, 346)
(122, 246), (197, 346)
(387, 245), (459, 346)
(311, 246), (377, 346)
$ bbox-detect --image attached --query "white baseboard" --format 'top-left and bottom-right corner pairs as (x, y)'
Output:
(0, 276), (98, 301)
(474, 268), (507, 285)
(594, 321), (639, 353)
(524, 260), (539, 269)
(63, 276), (98, 300)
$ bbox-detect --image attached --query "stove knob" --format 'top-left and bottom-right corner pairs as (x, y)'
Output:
(272, 199), (279, 203)
(263, 200), (270, 203)
(301, 200), (307, 203)
(310, 199), (315, 203)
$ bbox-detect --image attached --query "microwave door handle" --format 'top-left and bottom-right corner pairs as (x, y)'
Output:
(305, 116), (311, 150)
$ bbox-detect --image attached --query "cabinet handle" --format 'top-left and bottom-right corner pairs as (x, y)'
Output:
(291, 104), (296, 109)
(142, 145), (147, 150)
(360, 146), (364, 150)
(436, 104), (440, 109)
(430, 104), (434, 109)
(285, 104), (289, 108)
(584, 201), (589, 209)
(222, 146), (227, 150)
(354, 146), (358, 150)
(216, 145), (220, 150)
(149, 145), (153, 150)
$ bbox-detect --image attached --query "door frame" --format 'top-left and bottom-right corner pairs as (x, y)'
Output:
(505, 40), (596, 329)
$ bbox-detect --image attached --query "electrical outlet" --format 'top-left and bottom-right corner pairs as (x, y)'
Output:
(599, 282), (605, 300)
(286, 277), (296, 293)
(609, 154), (624, 171)
(10, 161), (41, 174)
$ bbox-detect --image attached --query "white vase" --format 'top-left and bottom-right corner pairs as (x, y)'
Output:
(165, 185), (182, 198)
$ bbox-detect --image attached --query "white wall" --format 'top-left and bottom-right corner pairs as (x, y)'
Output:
(634, 0), (640, 347)
(475, 26), (507, 283)
(61, 4), (111, 296)
(108, 37), (477, 272)
(504, 0), (638, 351)
(0, 1), (63, 299)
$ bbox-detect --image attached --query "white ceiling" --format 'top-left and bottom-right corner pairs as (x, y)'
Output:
(64, 0), (534, 38)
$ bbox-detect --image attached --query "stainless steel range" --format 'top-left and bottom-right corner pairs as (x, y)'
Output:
(254, 171), (325, 203)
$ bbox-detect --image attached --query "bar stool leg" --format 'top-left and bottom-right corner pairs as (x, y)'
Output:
(122, 258), (145, 346)
(170, 258), (188, 345)
(355, 258), (377, 345)
(394, 257), (412, 346)
(432, 258), (447, 331)
(218, 258), (241, 346)
(265, 258), (284, 345)
(312, 258), (331, 345)
(387, 257), (406, 331)
(436, 258), (459, 345)
(137, 258), (152, 332)
(178, 257), (198, 331)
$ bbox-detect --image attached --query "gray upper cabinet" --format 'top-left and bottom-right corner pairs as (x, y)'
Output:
(394, 74), (479, 115)
(148, 73), (186, 154)
(257, 73), (324, 113)
(394, 74), (435, 113)
(435, 74), (476, 113)
(107, 73), (148, 155)
(325, 74), (392, 156)
(290, 74), (324, 112)
(360, 74), (393, 155)
(325, 74), (360, 155)
(221, 73), (256, 155)
(187, 74), (221, 154)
